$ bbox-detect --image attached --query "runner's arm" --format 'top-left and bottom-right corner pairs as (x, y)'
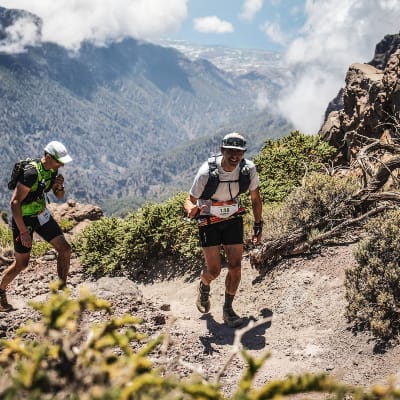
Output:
(10, 183), (31, 239)
(184, 194), (200, 219)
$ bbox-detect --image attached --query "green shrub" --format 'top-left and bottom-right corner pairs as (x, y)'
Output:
(74, 193), (202, 280)
(345, 210), (400, 340)
(59, 218), (74, 232)
(254, 130), (336, 204)
(31, 241), (52, 257)
(72, 216), (125, 276)
(0, 223), (12, 249)
(263, 172), (359, 241)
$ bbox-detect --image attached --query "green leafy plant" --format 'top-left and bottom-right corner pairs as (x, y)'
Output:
(59, 218), (74, 232)
(261, 172), (359, 241)
(254, 130), (336, 204)
(0, 223), (12, 249)
(74, 192), (202, 280)
(31, 241), (53, 257)
(345, 210), (400, 341)
(72, 216), (125, 276)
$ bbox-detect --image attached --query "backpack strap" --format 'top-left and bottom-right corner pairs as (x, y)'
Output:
(199, 155), (220, 200)
(238, 159), (251, 195)
(199, 156), (251, 200)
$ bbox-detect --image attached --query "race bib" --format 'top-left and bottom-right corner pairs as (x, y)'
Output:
(37, 208), (51, 226)
(210, 202), (239, 218)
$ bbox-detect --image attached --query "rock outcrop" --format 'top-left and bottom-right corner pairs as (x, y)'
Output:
(48, 199), (103, 236)
(323, 33), (400, 123)
(319, 50), (400, 163)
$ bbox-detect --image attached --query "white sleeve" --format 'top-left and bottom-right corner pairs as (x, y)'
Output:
(189, 162), (210, 199)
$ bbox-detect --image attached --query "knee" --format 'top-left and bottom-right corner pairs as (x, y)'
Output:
(228, 264), (241, 277)
(229, 258), (242, 269)
(207, 269), (221, 280)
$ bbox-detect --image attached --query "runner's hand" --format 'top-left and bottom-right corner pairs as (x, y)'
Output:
(252, 221), (263, 245)
(20, 231), (32, 248)
(54, 174), (64, 191)
(188, 204), (206, 219)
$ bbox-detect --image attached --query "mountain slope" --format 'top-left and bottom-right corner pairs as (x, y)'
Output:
(0, 7), (291, 212)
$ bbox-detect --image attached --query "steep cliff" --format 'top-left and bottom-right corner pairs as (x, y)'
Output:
(319, 48), (400, 163)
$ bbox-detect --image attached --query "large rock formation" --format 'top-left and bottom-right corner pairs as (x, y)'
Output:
(323, 33), (400, 122)
(319, 49), (400, 163)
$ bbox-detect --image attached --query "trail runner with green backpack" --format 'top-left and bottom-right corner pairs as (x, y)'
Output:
(0, 141), (72, 312)
(184, 133), (263, 328)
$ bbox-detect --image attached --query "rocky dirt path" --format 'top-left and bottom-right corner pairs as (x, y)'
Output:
(1, 244), (400, 397)
(139, 244), (400, 395)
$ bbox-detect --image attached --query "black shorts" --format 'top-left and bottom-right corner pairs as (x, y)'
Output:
(198, 217), (243, 247)
(12, 215), (63, 254)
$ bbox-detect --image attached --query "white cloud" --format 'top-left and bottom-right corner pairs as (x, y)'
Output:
(240, 0), (264, 21)
(278, 0), (400, 134)
(0, 16), (40, 53)
(193, 16), (234, 34)
(0, 0), (187, 51)
(260, 21), (286, 46)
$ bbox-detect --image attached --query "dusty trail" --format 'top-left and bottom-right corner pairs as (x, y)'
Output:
(139, 244), (400, 394)
(1, 244), (400, 397)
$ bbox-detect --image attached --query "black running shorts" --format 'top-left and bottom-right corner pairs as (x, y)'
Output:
(198, 217), (243, 247)
(12, 215), (63, 254)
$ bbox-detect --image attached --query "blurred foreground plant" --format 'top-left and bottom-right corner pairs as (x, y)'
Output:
(1, 285), (399, 399)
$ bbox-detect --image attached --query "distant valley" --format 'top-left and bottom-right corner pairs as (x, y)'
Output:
(0, 7), (292, 215)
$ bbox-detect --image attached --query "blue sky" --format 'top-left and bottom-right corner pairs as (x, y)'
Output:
(0, 0), (400, 133)
(166, 0), (306, 51)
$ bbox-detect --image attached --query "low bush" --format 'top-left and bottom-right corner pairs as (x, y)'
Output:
(262, 172), (359, 241)
(74, 192), (203, 280)
(345, 210), (400, 340)
(59, 218), (74, 232)
(0, 223), (12, 249)
(254, 131), (336, 204)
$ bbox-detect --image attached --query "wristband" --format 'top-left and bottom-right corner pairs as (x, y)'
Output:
(253, 221), (263, 237)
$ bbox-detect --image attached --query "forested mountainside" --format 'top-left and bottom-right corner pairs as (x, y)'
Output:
(0, 6), (291, 213)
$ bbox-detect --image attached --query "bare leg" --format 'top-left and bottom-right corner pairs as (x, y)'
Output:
(223, 243), (243, 295)
(50, 235), (71, 285)
(201, 245), (222, 285)
(0, 251), (31, 290)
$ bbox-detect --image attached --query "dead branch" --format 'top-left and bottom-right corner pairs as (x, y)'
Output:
(249, 203), (390, 272)
(249, 131), (400, 273)
(366, 156), (400, 191)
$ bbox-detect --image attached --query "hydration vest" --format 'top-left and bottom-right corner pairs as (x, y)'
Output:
(8, 159), (56, 203)
(199, 154), (251, 200)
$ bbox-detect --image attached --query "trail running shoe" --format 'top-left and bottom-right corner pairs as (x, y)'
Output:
(0, 288), (12, 312)
(223, 307), (244, 328)
(196, 281), (210, 313)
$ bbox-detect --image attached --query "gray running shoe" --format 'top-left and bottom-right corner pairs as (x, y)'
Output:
(196, 281), (210, 313)
(0, 288), (12, 312)
(223, 307), (244, 328)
